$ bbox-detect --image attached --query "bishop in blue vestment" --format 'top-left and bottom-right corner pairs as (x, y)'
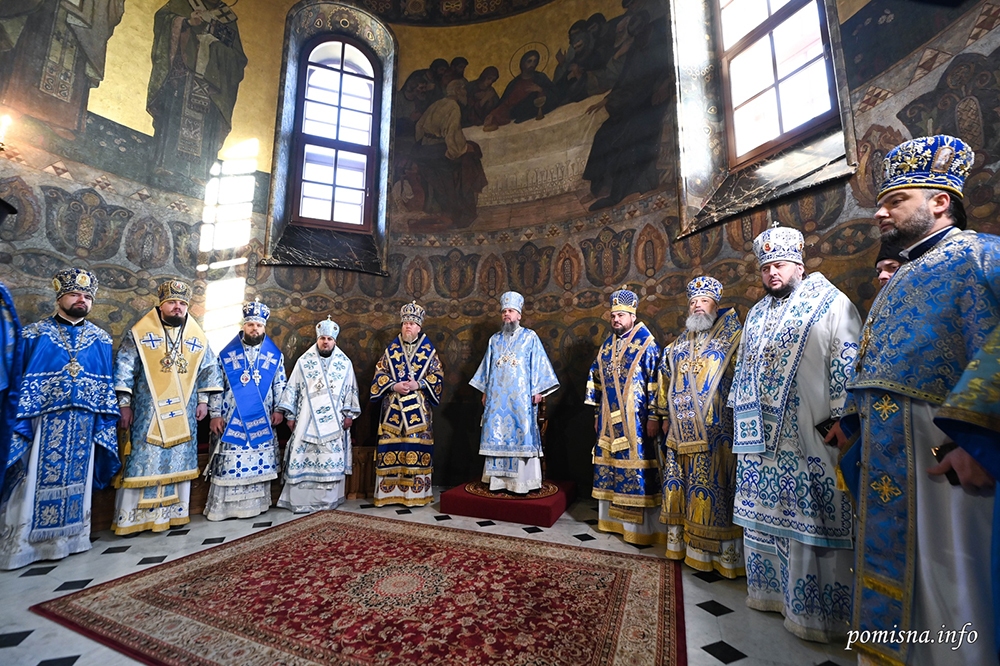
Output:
(587, 287), (663, 545)
(205, 299), (286, 521)
(470, 292), (559, 494)
(843, 135), (1000, 665)
(0, 269), (119, 569)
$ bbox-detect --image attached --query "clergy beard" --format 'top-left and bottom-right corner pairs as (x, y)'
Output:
(243, 333), (264, 347)
(883, 199), (936, 247)
(62, 303), (90, 319)
(160, 312), (186, 327)
(318, 348), (334, 358)
(685, 312), (715, 333)
(763, 274), (802, 299)
(501, 321), (519, 335)
(401, 333), (419, 344)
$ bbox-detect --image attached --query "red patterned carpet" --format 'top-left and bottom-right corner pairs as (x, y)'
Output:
(32, 512), (686, 665)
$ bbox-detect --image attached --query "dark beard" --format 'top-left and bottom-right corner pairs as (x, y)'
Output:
(763, 275), (801, 299)
(612, 324), (632, 337)
(243, 333), (264, 347)
(160, 312), (186, 327)
(64, 303), (90, 319)
(318, 348), (334, 358)
(882, 201), (935, 247)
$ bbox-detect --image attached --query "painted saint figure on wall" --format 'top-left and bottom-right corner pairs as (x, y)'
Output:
(147, 0), (247, 182)
(0, 0), (125, 136)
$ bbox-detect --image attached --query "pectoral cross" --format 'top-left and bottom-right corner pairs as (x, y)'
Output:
(64, 360), (83, 378)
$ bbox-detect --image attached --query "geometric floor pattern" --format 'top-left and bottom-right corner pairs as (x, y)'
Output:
(0, 491), (854, 666)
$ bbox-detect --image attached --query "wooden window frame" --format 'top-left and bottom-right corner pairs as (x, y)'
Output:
(289, 33), (382, 235)
(716, 0), (840, 170)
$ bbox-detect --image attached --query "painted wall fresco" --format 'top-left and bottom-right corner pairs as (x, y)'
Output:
(2, 0), (1000, 493)
(392, 0), (675, 231)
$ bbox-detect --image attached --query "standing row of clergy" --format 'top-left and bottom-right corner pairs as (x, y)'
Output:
(0, 275), (450, 569)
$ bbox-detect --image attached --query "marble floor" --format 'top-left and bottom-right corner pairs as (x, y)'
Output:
(0, 491), (855, 666)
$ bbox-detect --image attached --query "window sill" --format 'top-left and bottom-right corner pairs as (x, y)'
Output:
(262, 224), (386, 275)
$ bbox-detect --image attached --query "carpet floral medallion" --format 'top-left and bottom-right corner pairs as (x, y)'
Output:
(32, 512), (686, 666)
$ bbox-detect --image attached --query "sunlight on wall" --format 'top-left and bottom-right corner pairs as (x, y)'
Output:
(199, 139), (259, 352)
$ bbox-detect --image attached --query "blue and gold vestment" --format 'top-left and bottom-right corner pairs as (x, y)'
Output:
(371, 334), (443, 507)
(6, 318), (119, 543)
(844, 229), (1000, 665)
(655, 308), (742, 562)
(0, 281), (21, 501)
(587, 321), (661, 511)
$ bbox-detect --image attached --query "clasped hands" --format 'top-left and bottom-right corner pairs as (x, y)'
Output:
(393, 379), (420, 395)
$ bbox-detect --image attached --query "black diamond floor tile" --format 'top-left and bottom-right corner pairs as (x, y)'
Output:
(476, 520), (495, 527)
(702, 640), (747, 664)
(694, 570), (725, 583)
(573, 533), (596, 542)
(697, 600), (734, 617)
(584, 518), (599, 525)
(359, 503), (376, 509)
(20, 566), (56, 577)
(37, 658), (80, 666)
(102, 546), (131, 554)
(816, 661), (840, 666)
(138, 556), (166, 565)
(396, 509), (412, 515)
(89, 535), (99, 542)
(54, 579), (92, 592)
(522, 526), (543, 534)
(434, 515), (452, 521)
(202, 537), (226, 545)
(167, 529), (190, 536)
(252, 521), (272, 528)
(0, 630), (32, 647)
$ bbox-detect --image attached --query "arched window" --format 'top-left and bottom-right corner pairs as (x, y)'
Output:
(264, 3), (396, 275)
(293, 36), (381, 232)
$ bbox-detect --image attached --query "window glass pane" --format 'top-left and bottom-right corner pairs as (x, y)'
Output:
(339, 109), (371, 145)
(769, 0), (792, 12)
(334, 187), (364, 225)
(306, 66), (340, 105)
(303, 101), (338, 139)
(301, 197), (332, 220)
(309, 41), (343, 69)
(773, 0), (823, 79)
(729, 36), (774, 107)
(302, 182), (333, 200)
(303, 119), (339, 139)
(733, 88), (780, 157)
(721, 0), (768, 50)
(341, 74), (373, 113)
(344, 43), (375, 78)
(778, 57), (831, 131)
(336, 152), (367, 189)
(303, 144), (337, 184)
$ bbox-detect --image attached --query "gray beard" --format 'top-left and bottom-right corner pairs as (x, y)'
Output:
(685, 312), (716, 333)
(501, 321), (519, 335)
(401, 333), (419, 344)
